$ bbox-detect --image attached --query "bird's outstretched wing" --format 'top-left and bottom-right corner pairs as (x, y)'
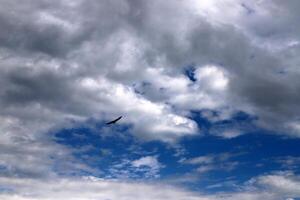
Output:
(106, 116), (122, 125)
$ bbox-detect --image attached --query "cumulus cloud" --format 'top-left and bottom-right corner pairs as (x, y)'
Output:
(255, 173), (300, 195)
(253, 171), (300, 199)
(188, 0), (300, 136)
(1, 0), (300, 198)
(0, 0), (299, 148)
(0, 172), (300, 200)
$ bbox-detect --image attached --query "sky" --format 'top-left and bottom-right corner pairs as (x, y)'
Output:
(0, 0), (300, 199)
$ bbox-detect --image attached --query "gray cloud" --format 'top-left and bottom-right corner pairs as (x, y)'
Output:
(0, 0), (300, 197)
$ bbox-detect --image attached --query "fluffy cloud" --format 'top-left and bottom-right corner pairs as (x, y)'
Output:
(0, 172), (300, 200)
(186, 0), (300, 136)
(0, 0), (300, 198)
(0, 176), (210, 200)
(255, 173), (300, 196)
(1, 0), (299, 146)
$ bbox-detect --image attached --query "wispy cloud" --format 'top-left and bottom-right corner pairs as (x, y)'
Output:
(182, 153), (240, 174)
(106, 156), (163, 179)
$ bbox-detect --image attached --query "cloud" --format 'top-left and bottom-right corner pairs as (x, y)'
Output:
(276, 156), (300, 170)
(105, 156), (163, 179)
(132, 156), (161, 168)
(255, 172), (300, 196)
(184, 155), (214, 165)
(182, 153), (239, 174)
(1, 172), (300, 200)
(0, 176), (211, 200)
(185, 0), (300, 137)
(131, 156), (163, 178)
(0, 0), (300, 198)
(0, 0), (299, 150)
(213, 129), (243, 139)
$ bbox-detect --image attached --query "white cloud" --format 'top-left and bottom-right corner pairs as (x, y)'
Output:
(182, 153), (239, 174)
(195, 65), (229, 91)
(132, 156), (161, 168)
(211, 128), (244, 139)
(188, 0), (244, 27)
(168, 65), (230, 112)
(131, 156), (163, 178)
(106, 156), (163, 179)
(1, 172), (300, 200)
(0, 0), (299, 152)
(0, 176), (211, 200)
(287, 121), (300, 137)
(184, 156), (214, 165)
(256, 174), (300, 196)
(0, 0), (300, 198)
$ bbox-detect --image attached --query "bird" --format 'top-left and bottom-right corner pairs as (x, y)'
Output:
(106, 116), (122, 125)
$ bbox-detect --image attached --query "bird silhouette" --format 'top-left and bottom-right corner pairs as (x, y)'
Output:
(106, 116), (122, 125)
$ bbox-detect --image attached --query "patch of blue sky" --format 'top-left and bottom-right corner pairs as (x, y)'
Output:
(183, 65), (197, 82)
(0, 186), (14, 194)
(53, 112), (300, 192)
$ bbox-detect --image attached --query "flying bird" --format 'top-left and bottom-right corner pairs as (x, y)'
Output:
(106, 116), (122, 125)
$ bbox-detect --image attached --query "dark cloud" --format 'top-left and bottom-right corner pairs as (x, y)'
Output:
(0, 0), (300, 187)
(0, 1), (73, 56)
(2, 68), (70, 104)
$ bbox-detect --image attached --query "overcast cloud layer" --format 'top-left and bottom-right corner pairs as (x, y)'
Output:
(1, 0), (300, 199)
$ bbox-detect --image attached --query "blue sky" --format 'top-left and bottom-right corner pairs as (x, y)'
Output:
(53, 112), (300, 193)
(1, 0), (300, 200)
